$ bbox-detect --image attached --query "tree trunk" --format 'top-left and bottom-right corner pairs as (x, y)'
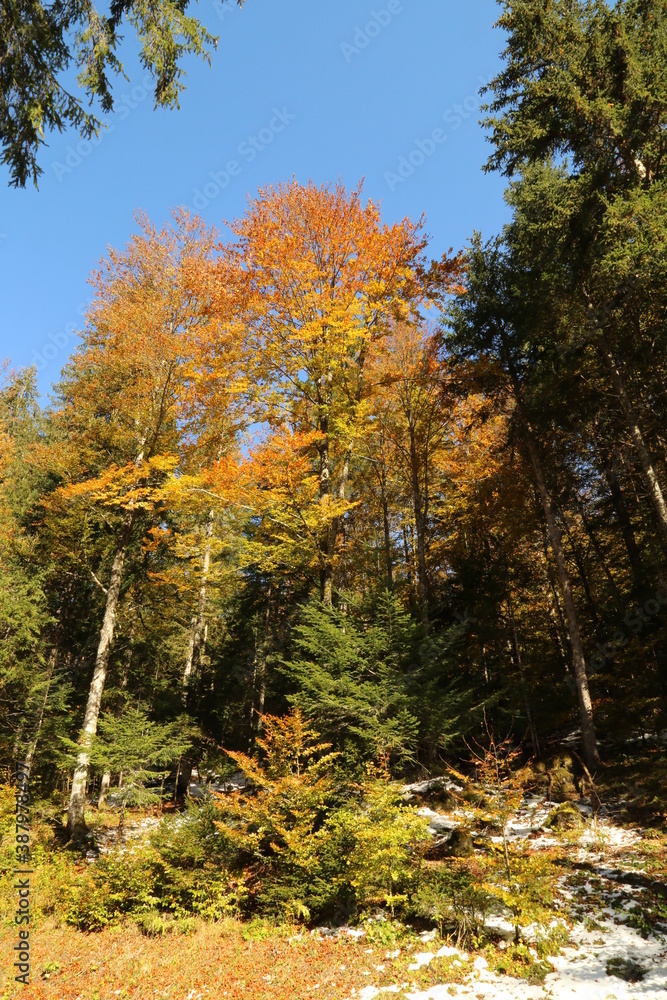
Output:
(97, 771), (111, 810)
(248, 642), (268, 753)
(408, 416), (429, 625)
(600, 452), (647, 593)
(98, 631), (133, 809)
(380, 466), (393, 589)
(574, 493), (622, 605)
(503, 567), (540, 758)
(248, 591), (271, 752)
(521, 423), (600, 768)
(183, 511), (213, 702)
(67, 511), (133, 840)
(23, 650), (56, 775)
(559, 510), (601, 625)
(402, 525), (413, 596)
(320, 435), (352, 606)
(318, 408), (333, 605)
(596, 334), (667, 548)
(501, 338), (599, 768)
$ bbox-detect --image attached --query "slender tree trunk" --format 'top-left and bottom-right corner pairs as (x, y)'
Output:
(250, 586), (272, 752)
(183, 511), (213, 700)
(250, 650), (267, 751)
(248, 591), (271, 752)
(23, 650), (56, 775)
(99, 631), (133, 808)
(574, 493), (622, 605)
(408, 417), (429, 624)
(97, 772), (111, 810)
(408, 523), (420, 607)
(559, 511), (601, 625)
(503, 568), (540, 758)
(318, 409), (333, 605)
(67, 511), (134, 840)
(547, 599), (569, 674)
(521, 424), (600, 767)
(117, 800), (125, 843)
(596, 334), (667, 547)
(402, 524), (415, 600)
(320, 437), (352, 606)
(502, 339), (599, 767)
(380, 467), (393, 589)
(600, 453), (647, 593)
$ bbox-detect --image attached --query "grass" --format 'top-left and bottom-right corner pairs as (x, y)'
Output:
(0, 918), (482, 1000)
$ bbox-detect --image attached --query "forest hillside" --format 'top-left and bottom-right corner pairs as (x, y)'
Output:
(1, 1), (666, 997)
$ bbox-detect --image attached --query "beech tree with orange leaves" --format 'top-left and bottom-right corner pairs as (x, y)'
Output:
(223, 180), (456, 606)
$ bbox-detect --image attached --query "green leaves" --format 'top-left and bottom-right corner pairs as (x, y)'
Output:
(280, 590), (465, 772)
(485, 0), (667, 189)
(0, 0), (242, 186)
(62, 705), (192, 809)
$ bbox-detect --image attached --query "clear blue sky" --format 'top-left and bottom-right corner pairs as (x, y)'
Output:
(0, 0), (509, 398)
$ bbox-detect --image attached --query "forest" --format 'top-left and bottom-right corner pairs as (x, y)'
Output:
(1, 2), (666, 998)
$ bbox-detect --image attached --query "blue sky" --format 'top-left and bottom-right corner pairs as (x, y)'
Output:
(0, 0), (509, 399)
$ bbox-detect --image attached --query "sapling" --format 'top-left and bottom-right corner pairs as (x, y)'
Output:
(64, 706), (192, 841)
(466, 713), (530, 942)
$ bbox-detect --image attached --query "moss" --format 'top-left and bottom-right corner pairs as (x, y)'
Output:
(545, 802), (584, 831)
(443, 829), (475, 857)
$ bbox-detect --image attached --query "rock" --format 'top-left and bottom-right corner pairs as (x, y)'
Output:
(402, 776), (461, 809)
(606, 957), (647, 982)
(418, 807), (460, 836)
(442, 829), (475, 857)
(424, 836), (455, 860)
(478, 816), (503, 836)
(545, 802), (584, 831)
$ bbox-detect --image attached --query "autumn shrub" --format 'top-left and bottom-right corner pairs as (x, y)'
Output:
(486, 942), (553, 984)
(211, 711), (349, 921)
(0, 787), (87, 927)
(60, 801), (247, 929)
(204, 713), (433, 923)
(149, 799), (247, 919)
(324, 774), (431, 918)
(0, 780), (242, 931)
(63, 845), (160, 929)
(412, 860), (490, 945)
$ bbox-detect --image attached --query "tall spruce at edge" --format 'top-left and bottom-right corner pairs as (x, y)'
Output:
(483, 0), (667, 545)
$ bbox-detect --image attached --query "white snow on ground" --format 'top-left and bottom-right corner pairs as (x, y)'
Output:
(402, 778), (463, 799)
(355, 911), (667, 1000)
(86, 813), (161, 859)
(417, 806), (465, 834)
(347, 796), (667, 1000)
(578, 821), (641, 851)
